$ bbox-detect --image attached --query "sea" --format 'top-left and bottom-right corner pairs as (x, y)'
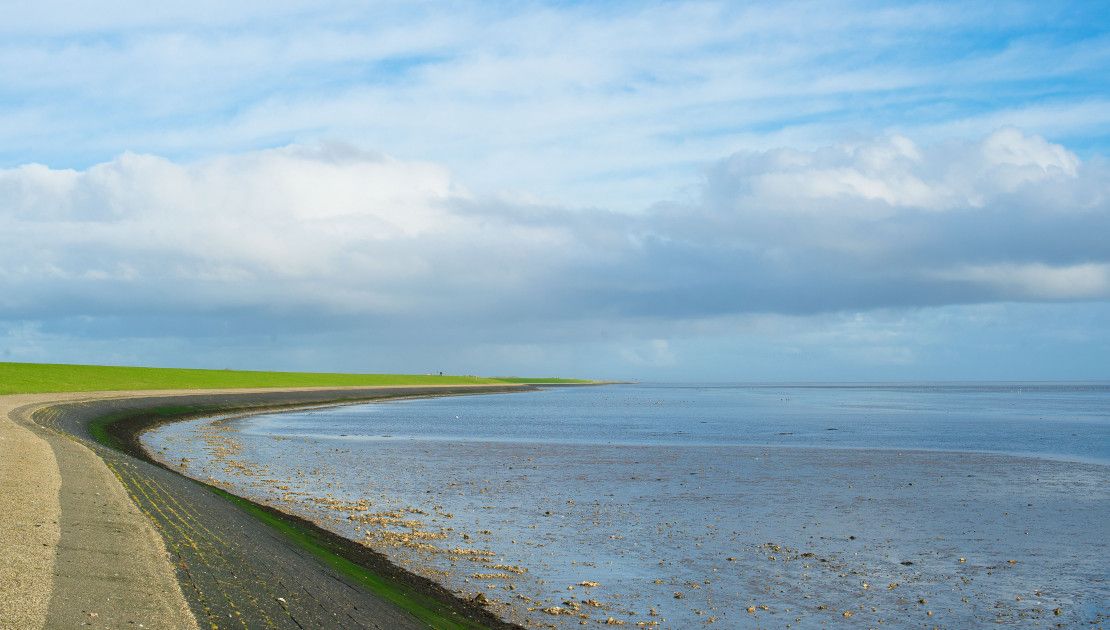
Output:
(143, 383), (1110, 627)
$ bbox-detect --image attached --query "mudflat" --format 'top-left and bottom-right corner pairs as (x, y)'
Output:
(140, 383), (1110, 628)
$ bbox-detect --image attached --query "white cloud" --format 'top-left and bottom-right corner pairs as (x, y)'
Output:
(980, 127), (1080, 175)
(710, 128), (1084, 217)
(0, 142), (589, 320)
(1, 128), (1106, 341)
(2, 1), (1107, 213)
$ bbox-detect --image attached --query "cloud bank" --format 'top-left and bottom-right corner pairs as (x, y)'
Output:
(2, 129), (1106, 348)
(2, 3), (1107, 378)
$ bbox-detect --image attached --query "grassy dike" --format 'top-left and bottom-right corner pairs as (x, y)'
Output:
(0, 361), (589, 394)
(3, 362), (591, 629)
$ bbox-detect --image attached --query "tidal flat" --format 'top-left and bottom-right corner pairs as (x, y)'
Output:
(143, 383), (1109, 627)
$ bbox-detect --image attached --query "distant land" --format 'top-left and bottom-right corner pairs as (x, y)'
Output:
(0, 361), (590, 395)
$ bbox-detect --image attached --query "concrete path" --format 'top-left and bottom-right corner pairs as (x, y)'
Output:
(1, 393), (198, 630)
(0, 396), (61, 629)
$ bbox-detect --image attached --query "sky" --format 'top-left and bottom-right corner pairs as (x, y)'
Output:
(1, 0), (1108, 381)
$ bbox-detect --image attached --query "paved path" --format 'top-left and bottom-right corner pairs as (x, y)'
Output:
(2, 392), (197, 630)
(0, 396), (61, 629)
(2, 387), (524, 630)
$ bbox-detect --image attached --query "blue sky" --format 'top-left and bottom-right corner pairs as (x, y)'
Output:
(1, 1), (1108, 380)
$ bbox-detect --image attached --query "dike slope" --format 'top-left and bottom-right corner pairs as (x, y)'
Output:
(2, 386), (530, 630)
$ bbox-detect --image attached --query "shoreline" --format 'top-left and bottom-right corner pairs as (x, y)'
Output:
(14, 385), (553, 629)
(12, 383), (1104, 627)
(143, 394), (1107, 469)
(118, 391), (542, 628)
(140, 385), (1109, 628)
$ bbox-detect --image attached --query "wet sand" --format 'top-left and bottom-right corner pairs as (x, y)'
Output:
(143, 388), (1110, 628)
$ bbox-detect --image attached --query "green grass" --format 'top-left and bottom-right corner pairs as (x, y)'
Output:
(0, 361), (586, 395)
(87, 405), (201, 451)
(87, 410), (128, 451)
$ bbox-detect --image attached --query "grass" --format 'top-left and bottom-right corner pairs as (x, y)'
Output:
(0, 361), (589, 395)
(88, 405), (201, 451)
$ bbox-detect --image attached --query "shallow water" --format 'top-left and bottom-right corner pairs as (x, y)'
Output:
(144, 383), (1110, 627)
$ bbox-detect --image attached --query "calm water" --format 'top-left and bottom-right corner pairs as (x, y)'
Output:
(145, 383), (1110, 627)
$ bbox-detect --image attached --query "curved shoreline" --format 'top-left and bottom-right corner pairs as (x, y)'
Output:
(142, 390), (1110, 628)
(109, 389), (535, 628)
(14, 386), (542, 629)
